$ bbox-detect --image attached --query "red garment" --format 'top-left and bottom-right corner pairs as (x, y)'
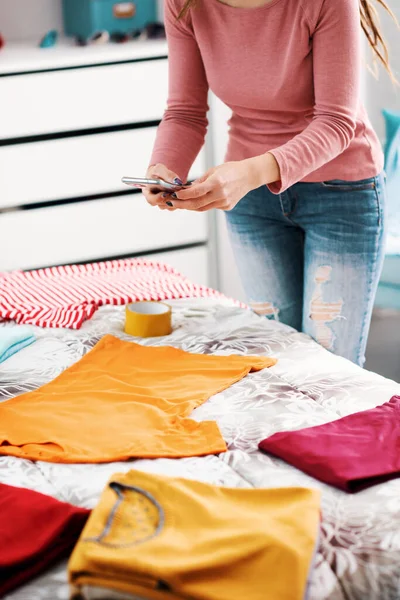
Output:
(0, 484), (90, 596)
(0, 259), (228, 329)
(259, 396), (400, 493)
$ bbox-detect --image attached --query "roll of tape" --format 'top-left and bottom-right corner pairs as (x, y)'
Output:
(124, 302), (172, 338)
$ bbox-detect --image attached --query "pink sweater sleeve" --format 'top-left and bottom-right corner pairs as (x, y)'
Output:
(268, 0), (361, 193)
(150, 0), (209, 181)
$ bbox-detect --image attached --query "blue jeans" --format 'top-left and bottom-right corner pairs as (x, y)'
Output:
(225, 174), (386, 366)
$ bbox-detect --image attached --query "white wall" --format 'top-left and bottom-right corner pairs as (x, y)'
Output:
(0, 0), (164, 41)
(0, 0), (63, 40)
(208, 94), (246, 301)
(364, 4), (400, 142)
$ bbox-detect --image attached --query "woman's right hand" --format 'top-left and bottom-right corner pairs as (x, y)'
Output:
(143, 164), (182, 211)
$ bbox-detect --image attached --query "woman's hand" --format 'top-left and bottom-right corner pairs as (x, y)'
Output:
(142, 163), (183, 211)
(170, 154), (280, 212)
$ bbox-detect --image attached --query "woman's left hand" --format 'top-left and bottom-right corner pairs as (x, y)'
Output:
(170, 154), (280, 212)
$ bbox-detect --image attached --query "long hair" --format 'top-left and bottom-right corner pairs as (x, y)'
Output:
(178, 0), (398, 80)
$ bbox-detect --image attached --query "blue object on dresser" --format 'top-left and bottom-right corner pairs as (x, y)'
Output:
(375, 109), (400, 311)
(62, 0), (157, 40)
(39, 30), (59, 48)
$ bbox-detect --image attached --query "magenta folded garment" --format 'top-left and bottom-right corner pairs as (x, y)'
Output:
(259, 396), (400, 493)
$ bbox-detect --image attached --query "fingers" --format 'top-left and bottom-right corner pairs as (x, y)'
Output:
(158, 203), (177, 211)
(174, 200), (221, 212)
(143, 186), (222, 213)
(144, 163), (181, 211)
(175, 168), (219, 200)
(190, 167), (216, 186)
(143, 164), (225, 212)
(196, 202), (221, 212)
(170, 191), (219, 211)
(175, 180), (213, 200)
(142, 187), (163, 206)
(148, 163), (181, 186)
(160, 198), (177, 211)
(141, 187), (173, 209)
(171, 191), (235, 211)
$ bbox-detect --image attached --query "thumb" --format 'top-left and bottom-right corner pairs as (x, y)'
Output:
(150, 164), (181, 185)
(192, 167), (216, 185)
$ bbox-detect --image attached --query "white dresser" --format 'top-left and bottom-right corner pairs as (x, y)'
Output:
(0, 38), (213, 286)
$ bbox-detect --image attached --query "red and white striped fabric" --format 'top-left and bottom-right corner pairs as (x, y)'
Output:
(0, 259), (230, 330)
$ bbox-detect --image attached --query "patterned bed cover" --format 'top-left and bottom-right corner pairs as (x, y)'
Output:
(1, 298), (399, 600)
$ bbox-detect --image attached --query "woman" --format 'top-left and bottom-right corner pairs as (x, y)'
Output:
(144, 0), (396, 366)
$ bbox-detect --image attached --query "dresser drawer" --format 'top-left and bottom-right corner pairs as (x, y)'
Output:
(0, 59), (168, 140)
(0, 128), (206, 208)
(0, 196), (208, 271)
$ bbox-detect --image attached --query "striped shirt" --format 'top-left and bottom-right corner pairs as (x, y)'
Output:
(0, 259), (227, 329)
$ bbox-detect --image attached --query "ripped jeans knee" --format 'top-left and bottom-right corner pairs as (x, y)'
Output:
(309, 265), (344, 351)
(250, 301), (280, 320)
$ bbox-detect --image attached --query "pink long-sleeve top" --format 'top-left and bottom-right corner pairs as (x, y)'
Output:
(150, 0), (383, 193)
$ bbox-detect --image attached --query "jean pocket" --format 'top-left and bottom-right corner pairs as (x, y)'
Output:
(320, 177), (376, 191)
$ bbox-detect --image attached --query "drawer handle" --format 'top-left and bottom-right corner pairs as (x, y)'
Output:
(113, 2), (136, 18)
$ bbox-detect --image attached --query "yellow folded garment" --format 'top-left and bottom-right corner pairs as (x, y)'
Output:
(69, 470), (321, 600)
(0, 335), (276, 463)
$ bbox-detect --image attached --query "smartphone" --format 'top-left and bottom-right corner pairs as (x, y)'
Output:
(121, 177), (189, 192)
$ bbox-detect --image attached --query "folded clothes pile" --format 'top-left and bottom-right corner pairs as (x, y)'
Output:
(1, 472), (320, 599)
(0, 259), (229, 329)
(0, 483), (89, 597)
(0, 325), (35, 363)
(259, 396), (400, 493)
(68, 470), (321, 600)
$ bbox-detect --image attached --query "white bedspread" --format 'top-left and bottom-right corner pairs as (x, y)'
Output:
(1, 299), (400, 600)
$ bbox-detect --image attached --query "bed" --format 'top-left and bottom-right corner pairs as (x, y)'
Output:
(1, 297), (400, 600)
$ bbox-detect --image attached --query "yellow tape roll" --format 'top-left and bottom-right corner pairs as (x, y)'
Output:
(124, 302), (172, 338)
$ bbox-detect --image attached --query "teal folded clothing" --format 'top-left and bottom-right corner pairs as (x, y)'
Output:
(0, 327), (36, 364)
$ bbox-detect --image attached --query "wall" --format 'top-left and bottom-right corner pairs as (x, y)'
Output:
(364, 4), (400, 142)
(0, 0), (164, 41)
(208, 95), (246, 302)
(0, 0), (63, 40)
